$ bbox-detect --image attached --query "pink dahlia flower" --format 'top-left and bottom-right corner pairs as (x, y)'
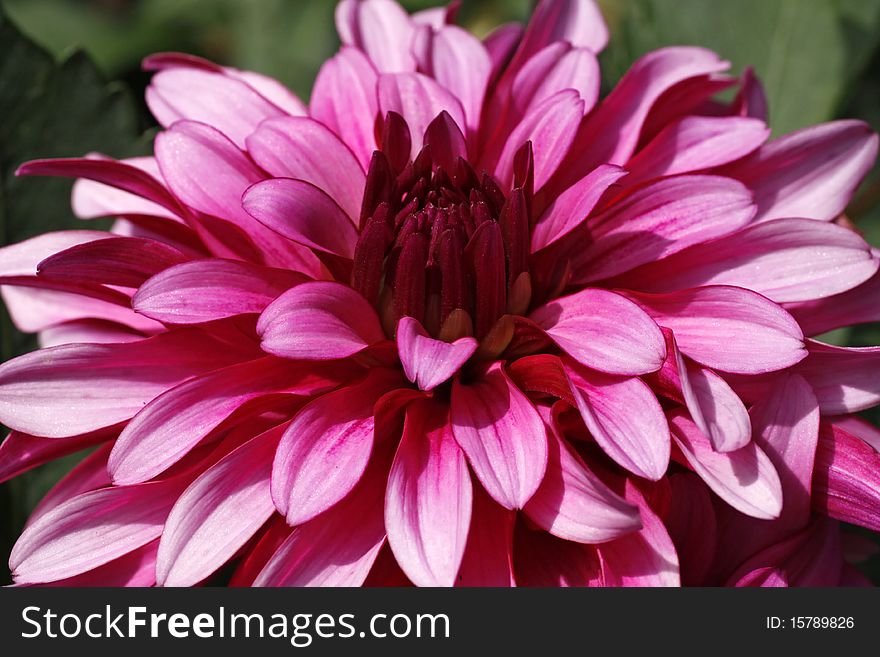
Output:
(2, 0), (880, 587)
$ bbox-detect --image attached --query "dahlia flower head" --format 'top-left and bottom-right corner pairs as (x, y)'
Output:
(1, 0), (880, 588)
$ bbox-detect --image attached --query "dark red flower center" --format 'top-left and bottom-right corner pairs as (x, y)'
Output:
(351, 112), (532, 348)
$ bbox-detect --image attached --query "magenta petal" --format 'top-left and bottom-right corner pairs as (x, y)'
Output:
(271, 368), (403, 524)
(29, 540), (160, 587)
(134, 259), (306, 324)
(669, 410), (783, 520)
(0, 230), (113, 277)
(385, 399), (472, 587)
(513, 43), (601, 116)
(451, 363), (548, 510)
(597, 481), (680, 587)
(750, 373), (819, 533)
(795, 341), (880, 414)
(620, 218), (879, 304)
(625, 286), (806, 374)
(0, 326), (254, 437)
(378, 72), (466, 158)
(516, 0), (609, 58)
(531, 164), (626, 252)
(513, 522), (602, 586)
(0, 429), (111, 484)
(524, 415), (641, 543)
(665, 473), (717, 586)
(724, 120), (878, 222)
(70, 155), (179, 220)
(254, 449), (389, 587)
(157, 423), (285, 586)
(245, 116), (366, 222)
(572, 175), (755, 283)
(831, 416), (880, 453)
(336, 0), (417, 73)
(565, 360), (670, 481)
(147, 68), (285, 148)
(242, 177), (358, 258)
(495, 90), (583, 190)
(396, 316), (477, 391)
(456, 485), (515, 586)
(257, 281), (386, 360)
(530, 287), (665, 376)
(10, 478), (186, 584)
(431, 25), (491, 133)
(813, 422), (880, 532)
(310, 47), (379, 170)
(626, 115), (769, 183)
(787, 270), (880, 335)
(109, 356), (347, 484)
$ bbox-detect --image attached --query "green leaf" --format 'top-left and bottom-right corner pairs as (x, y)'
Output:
(599, 0), (880, 136)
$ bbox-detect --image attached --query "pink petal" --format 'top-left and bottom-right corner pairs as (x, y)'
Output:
(484, 23), (524, 80)
(336, 0), (417, 72)
(524, 414), (641, 543)
(572, 175), (755, 283)
(565, 360), (670, 481)
(396, 316), (477, 391)
(529, 287), (665, 376)
(495, 90), (583, 190)
(597, 481), (680, 587)
(271, 368), (404, 524)
(669, 410), (783, 520)
(133, 258), (306, 324)
(513, 521), (602, 586)
(563, 47), (729, 177)
(750, 373), (819, 533)
(795, 341), (880, 414)
(787, 269), (880, 335)
(147, 68), (286, 148)
(245, 116), (365, 222)
(16, 157), (181, 215)
(722, 120), (878, 222)
(620, 218), (878, 304)
(0, 325), (256, 437)
(378, 72), (466, 158)
(37, 319), (142, 348)
(513, 43), (600, 115)
(450, 363), (548, 510)
(0, 429), (112, 484)
(28, 540), (160, 587)
(37, 237), (189, 288)
(830, 416), (880, 453)
(227, 69), (308, 117)
(456, 485), (515, 586)
(157, 422), (285, 586)
(154, 120), (321, 274)
(310, 47), (379, 170)
(385, 398), (472, 587)
(813, 422), (880, 532)
(10, 478), (186, 584)
(516, 0), (609, 58)
(665, 473), (717, 586)
(253, 447), (390, 587)
(432, 25), (491, 133)
(624, 286), (806, 374)
(257, 281), (386, 360)
(626, 116), (769, 184)
(531, 164), (626, 252)
(242, 177), (358, 258)
(109, 356), (350, 484)
(0, 231), (113, 277)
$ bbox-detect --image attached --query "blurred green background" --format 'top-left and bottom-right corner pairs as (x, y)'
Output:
(1, 0), (879, 585)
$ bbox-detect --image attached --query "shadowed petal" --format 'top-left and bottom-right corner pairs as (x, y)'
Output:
(396, 316), (477, 391)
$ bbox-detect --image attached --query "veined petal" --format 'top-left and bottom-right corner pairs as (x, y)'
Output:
(451, 363), (548, 510)
(524, 414), (641, 543)
(565, 360), (670, 481)
(336, 0), (417, 72)
(310, 47), (379, 170)
(572, 175), (756, 283)
(786, 270), (880, 335)
(133, 259), (307, 324)
(624, 286), (806, 374)
(432, 25), (491, 133)
(242, 177), (358, 258)
(0, 429), (112, 484)
(157, 422), (285, 586)
(723, 120), (878, 222)
(795, 341), (880, 414)
(531, 164), (626, 252)
(516, 0), (609, 58)
(396, 316), (477, 391)
(529, 287), (665, 376)
(669, 410), (783, 520)
(245, 116), (365, 222)
(619, 218), (879, 303)
(513, 44), (600, 116)
(257, 281), (386, 360)
(272, 368), (404, 524)
(386, 398), (472, 587)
